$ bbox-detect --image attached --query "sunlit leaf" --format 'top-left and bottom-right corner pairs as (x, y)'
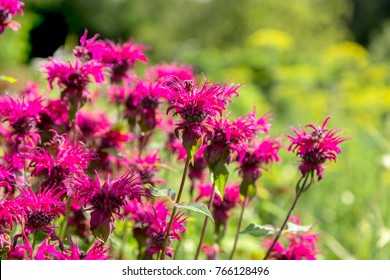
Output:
(173, 202), (214, 222)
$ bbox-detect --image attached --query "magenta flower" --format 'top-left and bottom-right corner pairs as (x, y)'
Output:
(24, 134), (95, 191)
(145, 202), (187, 259)
(263, 218), (319, 260)
(0, 0), (24, 34)
(44, 59), (105, 108)
(124, 80), (166, 132)
(73, 29), (101, 61)
(0, 157), (16, 192)
(146, 63), (196, 82)
(166, 79), (239, 154)
(0, 95), (45, 149)
(75, 170), (149, 240)
(196, 183), (241, 227)
(76, 110), (111, 140)
(201, 243), (225, 260)
(92, 39), (148, 83)
(0, 197), (21, 233)
(17, 186), (66, 234)
(238, 138), (281, 184)
(63, 238), (111, 260)
(130, 151), (163, 185)
(288, 116), (348, 180)
(38, 99), (69, 134)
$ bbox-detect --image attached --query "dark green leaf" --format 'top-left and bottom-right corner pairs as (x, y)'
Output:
(240, 224), (276, 236)
(92, 218), (113, 243)
(173, 202), (214, 222)
(240, 180), (257, 200)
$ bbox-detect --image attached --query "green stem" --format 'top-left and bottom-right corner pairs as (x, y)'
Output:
(159, 156), (190, 260)
(194, 181), (216, 259)
(263, 172), (312, 260)
(119, 220), (129, 260)
(32, 231), (38, 253)
(59, 198), (72, 240)
(229, 186), (250, 260)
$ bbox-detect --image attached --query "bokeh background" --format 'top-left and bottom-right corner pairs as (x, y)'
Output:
(2, 0), (390, 260)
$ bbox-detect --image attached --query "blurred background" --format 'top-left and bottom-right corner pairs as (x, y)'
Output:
(2, 0), (390, 260)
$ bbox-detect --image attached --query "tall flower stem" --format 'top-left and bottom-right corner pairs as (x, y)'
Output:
(194, 181), (216, 259)
(229, 186), (249, 260)
(159, 156), (190, 260)
(263, 171), (313, 260)
(59, 198), (72, 240)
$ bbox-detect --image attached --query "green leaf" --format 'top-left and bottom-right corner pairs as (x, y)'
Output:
(173, 202), (214, 222)
(240, 180), (257, 200)
(149, 185), (176, 200)
(286, 222), (312, 233)
(68, 99), (78, 124)
(92, 217), (113, 243)
(0, 75), (17, 83)
(187, 137), (203, 166)
(240, 224), (276, 236)
(212, 160), (229, 197)
(101, 147), (124, 159)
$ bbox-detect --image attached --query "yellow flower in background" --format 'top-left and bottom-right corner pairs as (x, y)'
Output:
(246, 29), (294, 51)
(322, 41), (368, 66)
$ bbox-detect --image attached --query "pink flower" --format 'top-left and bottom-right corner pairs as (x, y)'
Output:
(130, 151), (163, 185)
(63, 238), (111, 260)
(0, 94), (45, 149)
(238, 138), (281, 184)
(75, 170), (149, 238)
(166, 79), (239, 153)
(0, 0), (24, 34)
(263, 218), (319, 260)
(76, 110), (111, 139)
(146, 63), (196, 82)
(288, 116), (348, 180)
(201, 243), (225, 260)
(24, 133), (95, 191)
(38, 99), (69, 132)
(0, 156), (16, 192)
(17, 186), (66, 234)
(73, 29), (101, 61)
(44, 59), (105, 107)
(196, 184), (241, 227)
(125, 80), (166, 132)
(145, 202), (187, 259)
(0, 197), (21, 231)
(92, 39), (148, 83)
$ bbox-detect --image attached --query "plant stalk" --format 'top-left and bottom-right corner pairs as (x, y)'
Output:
(159, 156), (190, 260)
(194, 181), (216, 259)
(263, 172), (312, 260)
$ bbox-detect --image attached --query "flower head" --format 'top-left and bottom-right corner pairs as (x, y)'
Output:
(146, 63), (196, 82)
(75, 170), (149, 239)
(64, 238), (111, 260)
(238, 138), (281, 184)
(145, 202), (187, 259)
(44, 59), (105, 106)
(288, 116), (348, 180)
(24, 134), (95, 191)
(0, 94), (45, 149)
(166, 79), (239, 153)
(0, 0), (24, 34)
(17, 186), (66, 234)
(92, 39), (148, 83)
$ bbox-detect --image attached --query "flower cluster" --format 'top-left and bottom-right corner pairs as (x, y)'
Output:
(0, 26), (347, 261)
